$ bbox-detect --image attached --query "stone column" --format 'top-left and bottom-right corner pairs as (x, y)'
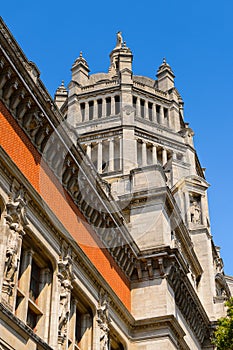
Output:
(136, 97), (140, 117)
(108, 138), (114, 172)
(117, 136), (123, 171)
(162, 148), (167, 165)
(86, 143), (92, 159)
(111, 96), (115, 116)
(160, 107), (164, 125)
(152, 103), (157, 123)
(97, 141), (103, 174)
(84, 101), (89, 121)
(93, 100), (98, 119)
(166, 109), (170, 127)
(102, 98), (106, 117)
(144, 101), (149, 120)
(185, 192), (191, 224)
(201, 195), (206, 226)
(152, 144), (157, 164)
(142, 141), (147, 167)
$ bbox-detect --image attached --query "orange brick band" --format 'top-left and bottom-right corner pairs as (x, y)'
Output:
(0, 101), (131, 310)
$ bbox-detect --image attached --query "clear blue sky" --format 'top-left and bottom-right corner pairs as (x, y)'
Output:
(1, 1), (233, 274)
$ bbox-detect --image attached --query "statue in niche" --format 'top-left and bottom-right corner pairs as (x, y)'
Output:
(57, 246), (74, 341)
(190, 201), (201, 224)
(97, 289), (110, 350)
(58, 278), (71, 331)
(3, 187), (28, 292)
(4, 227), (20, 283)
(100, 322), (109, 350)
(116, 31), (123, 49)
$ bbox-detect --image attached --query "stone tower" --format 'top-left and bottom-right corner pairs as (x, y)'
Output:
(56, 32), (230, 349)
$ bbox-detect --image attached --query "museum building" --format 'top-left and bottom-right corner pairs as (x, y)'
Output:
(0, 19), (232, 350)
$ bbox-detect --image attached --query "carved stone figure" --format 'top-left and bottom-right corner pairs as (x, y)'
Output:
(190, 201), (201, 224)
(4, 227), (20, 282)
(100, 322), (109, 350)
(57, 246), (74, 344)
(2, 187), (28, 300)
(116, 31), (123, 49)
(58, 278), (71, 331)
(97, 289), (110, 350)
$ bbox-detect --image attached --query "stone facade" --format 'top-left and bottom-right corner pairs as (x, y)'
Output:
(0, 20), (231, 350)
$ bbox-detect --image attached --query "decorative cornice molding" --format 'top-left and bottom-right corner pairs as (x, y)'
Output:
(168, 263), (211, 345)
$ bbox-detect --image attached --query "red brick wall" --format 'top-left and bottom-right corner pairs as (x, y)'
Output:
(0, 101), (131, 310)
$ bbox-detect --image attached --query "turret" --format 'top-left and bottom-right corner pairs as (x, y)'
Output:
(71, 51), (90, 85)
(156, 58), (175, 91)
(54, 80), (68, 109)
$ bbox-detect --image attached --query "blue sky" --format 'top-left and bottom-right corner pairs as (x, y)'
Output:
(1, 1), (233, 274)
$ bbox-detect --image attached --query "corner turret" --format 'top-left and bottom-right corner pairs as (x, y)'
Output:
(71, 51), (90, 85)
(54, 80), (68, 109)
(156, 58), (175, 91)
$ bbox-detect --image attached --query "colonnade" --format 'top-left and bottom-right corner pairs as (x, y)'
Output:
(137, 139), (170, 167)
(80, 95), (120, 122)
(85, 136), (122, 174)
(84, 137), (178, 174)
(133, 95), (170, 127)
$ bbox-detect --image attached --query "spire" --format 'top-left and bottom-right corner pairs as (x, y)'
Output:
(156, 57), (175, 91)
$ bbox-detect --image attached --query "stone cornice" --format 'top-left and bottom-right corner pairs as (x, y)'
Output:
(0, 26), (140, 279)
(168, 263), (211, 345)
(130, 315), (190, 350)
